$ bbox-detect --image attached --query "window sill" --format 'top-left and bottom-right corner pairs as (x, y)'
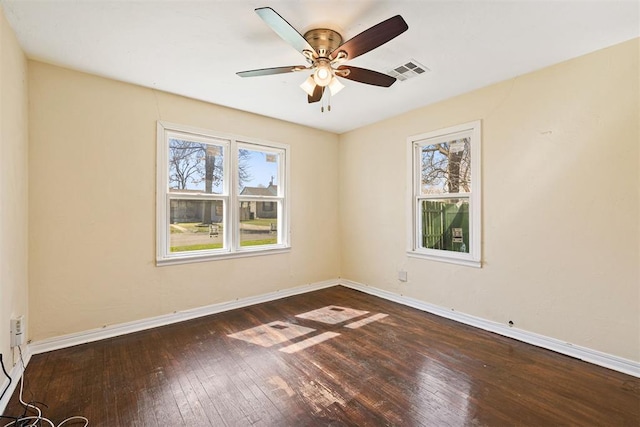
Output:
(157, 246), (291, 266)
(407, 251), (481, 268)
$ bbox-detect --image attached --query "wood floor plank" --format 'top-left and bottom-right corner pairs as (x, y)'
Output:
(3, 286), (638, 426)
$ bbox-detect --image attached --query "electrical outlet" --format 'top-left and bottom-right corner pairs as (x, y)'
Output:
(398, 270), (408, 282)
(10, 316), (25, 347)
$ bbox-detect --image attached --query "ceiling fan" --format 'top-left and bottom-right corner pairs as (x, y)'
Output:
(237, 7), (408, 105)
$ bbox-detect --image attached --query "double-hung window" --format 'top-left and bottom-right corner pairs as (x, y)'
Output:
(156, 122), (289, 265)
(407, 120), (481, 267)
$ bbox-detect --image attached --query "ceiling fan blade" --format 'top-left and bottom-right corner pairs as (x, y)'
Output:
(308, 85), (324, 103)
(337, 66), (397, 87)
(333, 15), (408, 61)
(255, 7), (316, 56)
(237, 65), (309, 78)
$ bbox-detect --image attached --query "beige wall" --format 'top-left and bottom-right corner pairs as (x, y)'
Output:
(19, 33), (640, 364)
(339, 39), (639, 362)
(0, 7), (28, 367)
(28, 62), (340, 341)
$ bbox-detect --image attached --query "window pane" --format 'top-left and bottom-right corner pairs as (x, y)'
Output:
(239, 202), (278, 247)
(421, 137), (471, 194)
(238, 148), (279, 194)
(169, 199), (224, 252)
(169, 139), (224, 194)
(420, 198), (469, 253)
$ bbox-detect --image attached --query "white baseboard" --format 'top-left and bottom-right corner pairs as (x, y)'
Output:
(29, 279), (339, 356)
(340, 279), (640, 378)
(0, 346), (32, 416)
(22, 277), (639, 381)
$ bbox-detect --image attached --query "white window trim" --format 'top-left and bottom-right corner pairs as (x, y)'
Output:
(156, 121), (290, 266)
(406, 120), (482, 268)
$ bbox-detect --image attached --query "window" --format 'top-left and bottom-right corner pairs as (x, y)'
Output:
(407, 120), (481, 267)
(157, 122), (289, 265)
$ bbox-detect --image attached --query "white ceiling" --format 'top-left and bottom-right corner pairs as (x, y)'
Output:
(2, 0), (638, 134)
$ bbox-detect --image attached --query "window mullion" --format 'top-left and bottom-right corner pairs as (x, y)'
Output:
(229, 139), (239, 252)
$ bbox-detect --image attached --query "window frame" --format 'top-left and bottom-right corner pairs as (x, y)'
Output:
(406, 120), (482, 267)
(156, 121), (290, 265)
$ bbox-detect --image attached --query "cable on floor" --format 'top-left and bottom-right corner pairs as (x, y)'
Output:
(1, 347), (89, 427)
(0, 354), (12, 401)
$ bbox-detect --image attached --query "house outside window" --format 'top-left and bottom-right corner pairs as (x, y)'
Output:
(407, 120), (481, 267)
(156, 122), (290, 265)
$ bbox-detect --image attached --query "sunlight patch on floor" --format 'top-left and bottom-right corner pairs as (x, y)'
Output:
(295, 305), (369, 324)
(227, 321), (315, 347)
(227, 306), (388, 353)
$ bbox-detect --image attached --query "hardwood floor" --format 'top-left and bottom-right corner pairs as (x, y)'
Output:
(3, 286), (639, 426)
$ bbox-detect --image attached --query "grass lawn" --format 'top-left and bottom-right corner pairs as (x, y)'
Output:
(241, 238), (277, 246)
(241, 218), (277, 227)
(170, 243), (223, 252)
(170, 238), (277, 252)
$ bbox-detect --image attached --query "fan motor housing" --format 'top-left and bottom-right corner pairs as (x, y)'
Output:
(303, 28), (343, 57)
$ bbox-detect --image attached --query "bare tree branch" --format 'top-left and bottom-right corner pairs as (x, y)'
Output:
(421, 138), (471, 194)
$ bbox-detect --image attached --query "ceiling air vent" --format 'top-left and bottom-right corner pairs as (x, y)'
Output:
(387, 59), (430, 82)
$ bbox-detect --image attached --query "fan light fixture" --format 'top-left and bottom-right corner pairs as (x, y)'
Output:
(328, 76), (344, 95)
(301, 74), (344, 97)
(312, 60), (333, 87)
(300, 76), (316, 96)
(301, 58), (344, 99)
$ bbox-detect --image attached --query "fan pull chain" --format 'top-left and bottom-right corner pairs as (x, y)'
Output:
(320, 89), (332, 113)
